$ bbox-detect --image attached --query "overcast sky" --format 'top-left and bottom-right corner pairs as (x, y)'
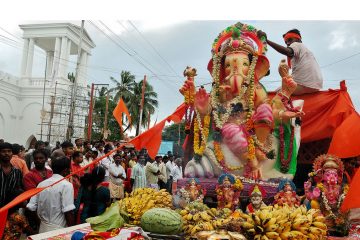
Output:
(1, 20), (360, 124)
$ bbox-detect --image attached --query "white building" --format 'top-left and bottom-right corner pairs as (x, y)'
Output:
(0, 23), (95, 148)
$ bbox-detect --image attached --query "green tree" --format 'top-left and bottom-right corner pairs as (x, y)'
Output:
(128, 80), (158, 135)
(162, 121), (186, 144)
(108, 71), (136, 103)
(90, 87), (122, 141)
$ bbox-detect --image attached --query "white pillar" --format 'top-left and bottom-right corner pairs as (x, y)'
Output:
(46, 51), (54, 80)
(20, 38), (29, 78)
(25, 38), (35, 78)
(58, 36), (68, 78)
(52, 37), (61, 78)
(65, 39), (72, 78)
(66, 39), (72, 59)
(79, 50), (87, 86)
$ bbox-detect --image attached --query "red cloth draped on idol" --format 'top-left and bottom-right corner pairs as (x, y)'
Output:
(304, 154), (350, 237)
(179, 22), (303, 180)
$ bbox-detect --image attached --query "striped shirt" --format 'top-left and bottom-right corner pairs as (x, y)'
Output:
(0, 167), (23, 207)
(130, 163), (146, 190)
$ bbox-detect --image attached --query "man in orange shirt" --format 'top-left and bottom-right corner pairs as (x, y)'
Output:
(10, 143), (29, 175)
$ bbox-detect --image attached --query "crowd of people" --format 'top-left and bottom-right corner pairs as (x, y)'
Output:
(0, 138), (184, 239)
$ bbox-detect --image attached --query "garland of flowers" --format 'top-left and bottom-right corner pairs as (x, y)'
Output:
(279, 123), (295, 173)
(277, 91), (297, 173)
(321, 191), (346, 219)
(193, 111), (210, 156)
(184, 89), (195, 134)
(213, 141), (243, 172)
(252, 135), (273, 155)
(278, 91), (297, 112)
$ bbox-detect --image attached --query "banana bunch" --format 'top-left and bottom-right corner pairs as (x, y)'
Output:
(239, 204), (327, 240)
(180, 202), (214, 235)
(118, 188), (172, 225)
(180, 202), (233, 236)
(207, 207), (232, 229)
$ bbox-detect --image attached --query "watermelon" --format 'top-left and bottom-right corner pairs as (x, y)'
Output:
(141, 208), (183, 235)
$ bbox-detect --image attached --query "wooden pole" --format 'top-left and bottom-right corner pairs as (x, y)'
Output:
(103, 91), (109, 140)
(137, 75), (146, 135)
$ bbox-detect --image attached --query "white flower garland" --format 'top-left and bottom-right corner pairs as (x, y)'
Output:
(321, 191), (346, 219)
(252, 135), (273, 154)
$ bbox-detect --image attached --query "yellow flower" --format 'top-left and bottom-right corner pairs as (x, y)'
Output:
(193, 114), (210, 155)
(247, 136), (256, 161)
(214, 141), (242, 171)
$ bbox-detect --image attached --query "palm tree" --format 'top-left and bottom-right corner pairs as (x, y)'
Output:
(108, 71), (136, 103)
(128, 80), (158, 135)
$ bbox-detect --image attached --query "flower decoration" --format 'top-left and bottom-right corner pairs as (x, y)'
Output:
(214, 141), (243, 171)
(193, 111), (210, 156)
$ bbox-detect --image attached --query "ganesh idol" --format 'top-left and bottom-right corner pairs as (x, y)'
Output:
(304, 154), (350, 236)
(180, 22), (303, 180)
(183, 178), (206, 202)
(215, 173), (243, 211)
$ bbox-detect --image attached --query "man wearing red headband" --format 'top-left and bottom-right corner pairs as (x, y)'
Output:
(258, 29), (323, 95)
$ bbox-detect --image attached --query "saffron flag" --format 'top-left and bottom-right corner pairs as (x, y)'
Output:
(131, 103), (186, 159)
(341, 168), (360, 212)
(328, 112), (360, 158)
(113, 98), (131, 130)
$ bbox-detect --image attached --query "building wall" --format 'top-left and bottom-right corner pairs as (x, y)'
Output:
(0, 72), (76, 147)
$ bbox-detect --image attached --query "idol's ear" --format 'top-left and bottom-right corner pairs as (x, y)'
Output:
(254, 55), (270, 82)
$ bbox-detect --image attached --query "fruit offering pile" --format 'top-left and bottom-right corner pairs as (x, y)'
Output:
(178, 202), (233, 236)
(118, 188), (173, 225)
(239, 204), (327, 240)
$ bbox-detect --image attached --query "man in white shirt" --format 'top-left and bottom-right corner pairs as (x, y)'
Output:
(109, 154), (126, 200)
(27, 156), (75, 233)
(165, 155), (175, 193)
(99, 144), (113, 182)
(170, 158), (183, 193)
(258, 29), (323, 95)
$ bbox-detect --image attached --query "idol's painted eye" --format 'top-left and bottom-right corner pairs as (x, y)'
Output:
(243, 62), (249, 67)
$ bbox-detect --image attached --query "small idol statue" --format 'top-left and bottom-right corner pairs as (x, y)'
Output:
(216, 174), (243, 210)
(184, 178), (206, 202)
(273, 178), (300, 207)
(246, 184), (267, 213)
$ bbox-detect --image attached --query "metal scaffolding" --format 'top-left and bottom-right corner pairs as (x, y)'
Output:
(39, 82), (90, 143)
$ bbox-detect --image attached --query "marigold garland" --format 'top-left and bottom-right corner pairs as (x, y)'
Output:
(247, 136), (256, 161)
(193, 113), (210, 155)
(184, 89), (194, 105)
(213, 141), (243, 171)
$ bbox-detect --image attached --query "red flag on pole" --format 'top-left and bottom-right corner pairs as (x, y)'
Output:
(113, 98), (131, 131)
